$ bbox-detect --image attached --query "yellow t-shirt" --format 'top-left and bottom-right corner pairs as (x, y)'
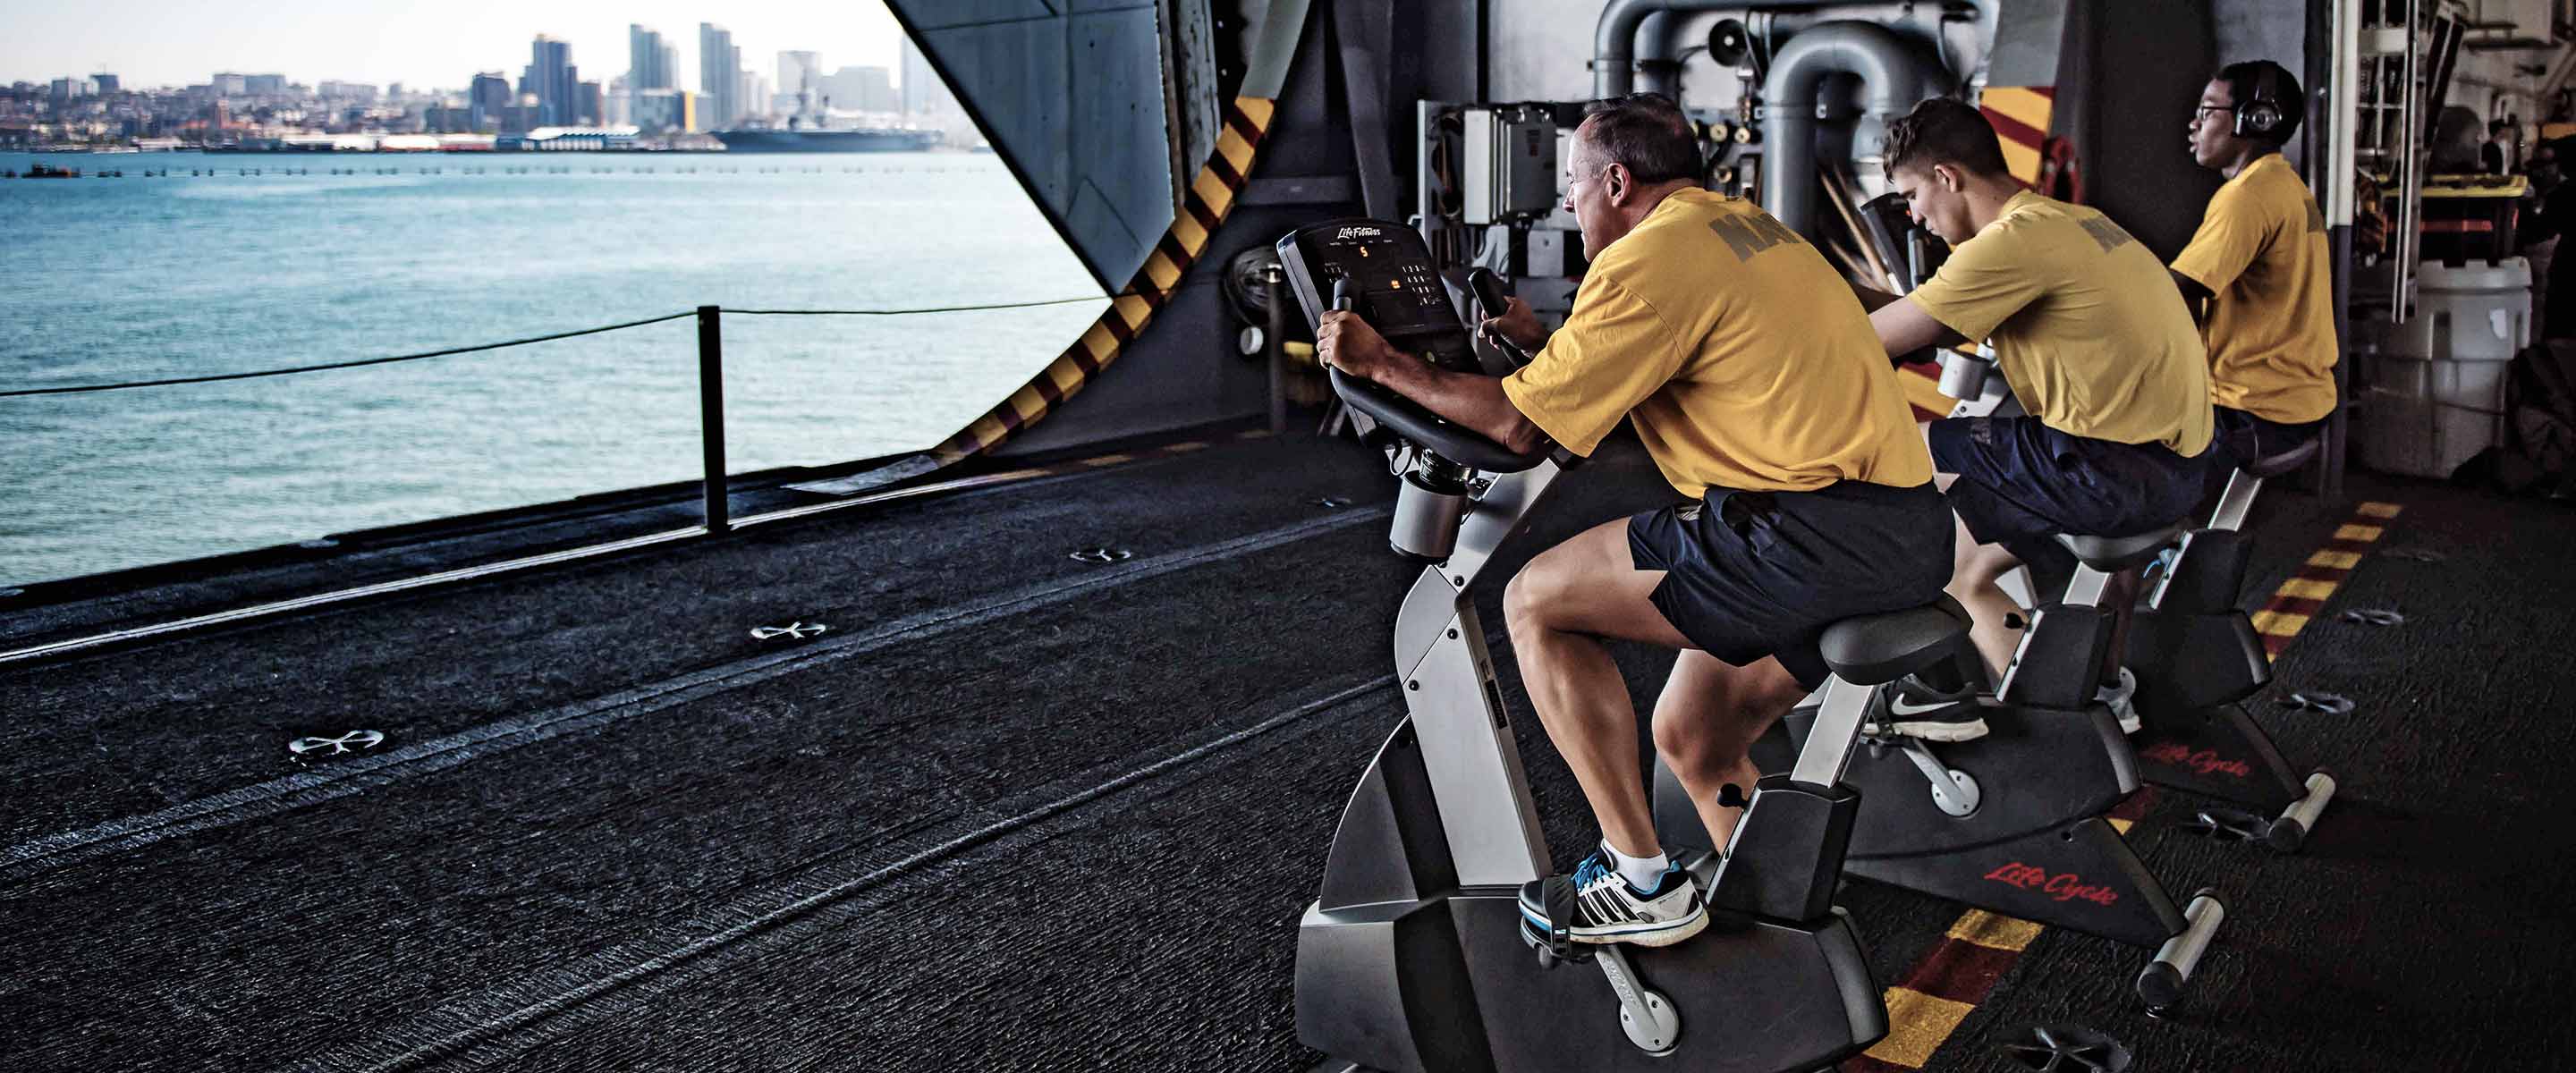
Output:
(2171, 152), (2340, 423)
(1905, 191), (2214, 456)
(1499, 189), (1931, 498)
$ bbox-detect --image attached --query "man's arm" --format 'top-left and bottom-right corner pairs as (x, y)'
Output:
(1869, 296), (1970, 356)
(1316, 310), (1546, 453)
(2169, 269), (2215, 328)
(1850, 281), (1904, 314)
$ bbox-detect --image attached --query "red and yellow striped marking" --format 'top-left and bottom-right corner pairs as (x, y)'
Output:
(930, 97), (1277, 464)
(1852, 500), (2402, 1069)
(1897, 361), (1957, 422)
(1980, 86), (2056, 188)
(2253, 502), (2402, 658)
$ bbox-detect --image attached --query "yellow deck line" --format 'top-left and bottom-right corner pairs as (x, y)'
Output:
(2306, 550), (2362, 570)
(1867, 988), (1977, 1067)
(2333, 523), (2385, 542)
(1947, 909), (2044, 951)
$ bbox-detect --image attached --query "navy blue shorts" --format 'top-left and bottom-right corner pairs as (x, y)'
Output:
(2210, 405), (2325, 472)
(1930, 416), (2210, 561)
(1629, 481), (1953, 690)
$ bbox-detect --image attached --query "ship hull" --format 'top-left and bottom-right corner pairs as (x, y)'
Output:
(711, 129), (942, 153)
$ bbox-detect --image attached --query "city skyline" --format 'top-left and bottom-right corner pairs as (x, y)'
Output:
(1, 1), (911, 94)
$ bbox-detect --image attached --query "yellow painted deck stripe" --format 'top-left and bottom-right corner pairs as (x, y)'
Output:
(2307, 550), (2362, 570)
(1217, 127), (1256, 173)
(1868, 988), (1978, 1067)
(1144, 250), (1183, 292)
(2357, 501), (2403, 519)
(1947, 909), (2044, 952)
(2276, 578), (2339, 600)
(2109, 817), (2134, 835)
(2252, 610), (2312, 637)
(2334, 523), (2385, 542)
(1899, 368), (1958, 416)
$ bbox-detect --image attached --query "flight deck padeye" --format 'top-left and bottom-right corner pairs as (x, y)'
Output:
(1275, 218), (1548, 562)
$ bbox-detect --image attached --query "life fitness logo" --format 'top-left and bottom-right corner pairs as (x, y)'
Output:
(2141, 741), (2254, 779)
(1334, 224), (1383, 239)
(1984, 862), (2121, 905)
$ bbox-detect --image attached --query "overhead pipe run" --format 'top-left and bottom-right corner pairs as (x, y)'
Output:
(1596, 0), (1990, 101)
(1758, 20), (1942, 238)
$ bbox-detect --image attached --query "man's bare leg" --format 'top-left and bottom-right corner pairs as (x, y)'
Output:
(1945, 511), (2028, 680)
(1650, 650), (1809, 852)
(1503, 518), (1699, 859)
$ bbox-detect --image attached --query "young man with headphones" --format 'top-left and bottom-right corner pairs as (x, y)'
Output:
(2174, 61), (2341, 471)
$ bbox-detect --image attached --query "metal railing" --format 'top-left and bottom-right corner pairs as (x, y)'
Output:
(4, 296), (1107, 543)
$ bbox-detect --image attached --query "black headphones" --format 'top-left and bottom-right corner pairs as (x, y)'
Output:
(2232, 63), (2292, 140)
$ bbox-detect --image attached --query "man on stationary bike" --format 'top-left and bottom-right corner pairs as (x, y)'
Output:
(1314, 93), (1949, 949)
(2174, 60), (2340, 473)
(1854, 97), (2215, 738)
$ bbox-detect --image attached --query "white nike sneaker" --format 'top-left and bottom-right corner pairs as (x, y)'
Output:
(2097, 666), (2141, 734)
(1515, 848), (1707, 948)
(1861, 676), (1990, 741)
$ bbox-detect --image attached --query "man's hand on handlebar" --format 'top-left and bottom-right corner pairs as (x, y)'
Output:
(1317, 310), (1415, 383)
(1479, 297), (1548, 355)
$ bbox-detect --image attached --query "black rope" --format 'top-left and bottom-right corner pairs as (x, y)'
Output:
(2, 311), (699, 398)
(1, 295), (1114, 399)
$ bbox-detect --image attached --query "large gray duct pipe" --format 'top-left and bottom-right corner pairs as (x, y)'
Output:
(1759, 20), (1938, 238)
(1596, 1), (1989, 100)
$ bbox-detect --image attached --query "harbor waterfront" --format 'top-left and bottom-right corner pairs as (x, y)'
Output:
(0, 149), (1107, 586)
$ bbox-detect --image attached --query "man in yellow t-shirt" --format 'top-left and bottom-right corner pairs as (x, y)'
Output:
(2174, 60), (2340, 470)
(1316, 94), (1950, 950)
(1860, 98), (2214, 737)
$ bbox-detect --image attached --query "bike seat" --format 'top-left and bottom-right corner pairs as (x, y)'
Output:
(1818, 596), (1975, 687)
(2243, 438), (2322, 478)
(2055, 523), (2187, 573)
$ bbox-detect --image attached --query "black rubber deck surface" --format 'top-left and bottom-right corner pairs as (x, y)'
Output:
(4, 435), (2571, 1073)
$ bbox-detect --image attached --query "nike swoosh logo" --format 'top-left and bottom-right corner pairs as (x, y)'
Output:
(1888, 697), (1955, 717)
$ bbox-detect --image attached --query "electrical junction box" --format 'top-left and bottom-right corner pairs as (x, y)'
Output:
(1462, 105), (1558, 224)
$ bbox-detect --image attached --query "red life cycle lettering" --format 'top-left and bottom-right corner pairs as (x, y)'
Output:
(2140, 742), (2254, 779)
(1981, 862), (2121, 905)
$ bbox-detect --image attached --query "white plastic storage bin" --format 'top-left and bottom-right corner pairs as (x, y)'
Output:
(2357, 258), (2530, 477)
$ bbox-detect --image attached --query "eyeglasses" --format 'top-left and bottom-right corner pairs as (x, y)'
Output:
(2192, 104), (2238, 123)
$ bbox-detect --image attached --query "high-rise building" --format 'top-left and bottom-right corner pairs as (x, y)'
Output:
(629, 25), (672, 91)
(470, 72), (511, 132)
(739, 71), (768, 123)
(777, 51), (822, 109)
(318, 81), (379, 103)
(899, 38), (958, 122)
(825, 66), (896, 114)
(578, 81), (604, 127)
(528, 35), (577, 127)
(606, 74), (631, 127)
(89, 73), (119, 95)
(245, 73), (287, 95)
(212, 72), (249, 96)
(700, 23), (738, 130)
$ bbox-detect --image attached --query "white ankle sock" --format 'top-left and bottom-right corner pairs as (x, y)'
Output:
(1605, 841), (1670, 891)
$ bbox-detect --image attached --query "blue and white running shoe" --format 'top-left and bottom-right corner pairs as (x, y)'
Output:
(1515, 847), (1707, 948)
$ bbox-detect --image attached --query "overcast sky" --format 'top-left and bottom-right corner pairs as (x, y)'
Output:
(2, 1), (913, 92)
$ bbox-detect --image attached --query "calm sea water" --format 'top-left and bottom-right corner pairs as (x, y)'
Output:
(0, 150), (1108, 587)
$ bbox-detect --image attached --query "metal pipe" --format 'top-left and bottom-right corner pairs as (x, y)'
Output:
(1759, 20), (1939, 237)
(1265, 264), (1288, 435)
(1597, 0), (1988, 100)
(697, 305), (731, 535)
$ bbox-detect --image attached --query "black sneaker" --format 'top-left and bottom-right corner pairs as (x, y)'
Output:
(1514, 848), (1707, 948)
(1861, 675), (1990, 742)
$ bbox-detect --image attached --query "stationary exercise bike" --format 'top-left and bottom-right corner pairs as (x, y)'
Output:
(1279, 218), (1979, 1071)
(1665, 354), (2227, 1010)
(2123, 440), (2339, 849)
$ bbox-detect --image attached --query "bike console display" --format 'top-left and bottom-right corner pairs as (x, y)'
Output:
(1275, 218), (1553, 561)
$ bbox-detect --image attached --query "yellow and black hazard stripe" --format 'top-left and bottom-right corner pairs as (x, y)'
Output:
(931, 97), (1278, 463)
(1851, 500), (2403, 1069)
